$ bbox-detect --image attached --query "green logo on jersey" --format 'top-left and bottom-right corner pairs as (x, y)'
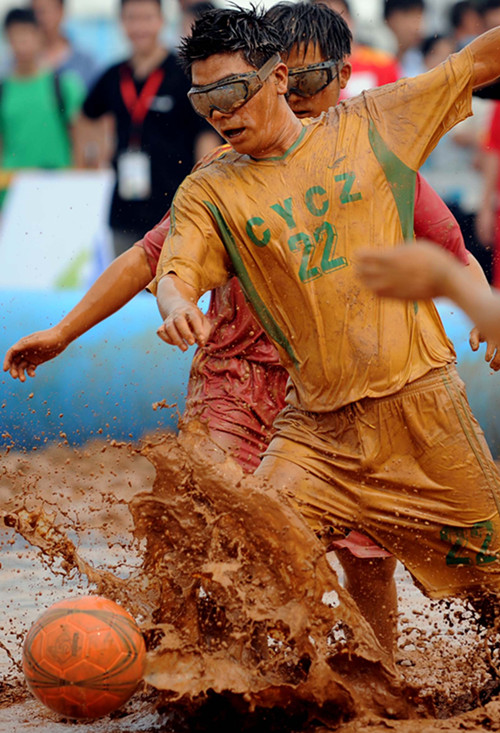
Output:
(246, 176), (361, 282)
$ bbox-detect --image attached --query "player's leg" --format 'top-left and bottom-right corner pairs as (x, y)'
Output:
(196, 425), (263, 472)
(348, 364), (500, 602)
(257, 375), (500, 647)
(335, 550), (398, 655)
(181, 359), (287, 473)
(255, 430), (399, 660)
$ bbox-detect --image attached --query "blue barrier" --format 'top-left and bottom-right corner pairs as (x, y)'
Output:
(436, 301), (500, 457)
(1, 291), (498, 456)
(0, 290), (193, 448)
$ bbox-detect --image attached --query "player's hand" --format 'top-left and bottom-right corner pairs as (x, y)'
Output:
(469, 327), (500, 371)
(156, 302), (212, 351)
(3, 328), (68, 382)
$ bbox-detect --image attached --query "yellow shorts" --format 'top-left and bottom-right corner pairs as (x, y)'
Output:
(258, 365), (500, 600)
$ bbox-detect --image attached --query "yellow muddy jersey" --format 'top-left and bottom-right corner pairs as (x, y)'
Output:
(157, 49), (473, 413)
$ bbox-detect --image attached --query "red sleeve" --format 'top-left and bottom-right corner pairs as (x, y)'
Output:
(413, 173), (469, 265)
(483, 101), (500, 152)
(134, 210), (171, 277)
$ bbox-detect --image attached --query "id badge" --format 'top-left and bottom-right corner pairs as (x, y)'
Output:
(117, 150), (151, 200)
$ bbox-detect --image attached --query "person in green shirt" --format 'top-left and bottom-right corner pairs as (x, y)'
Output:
(0, 7), (85, 171)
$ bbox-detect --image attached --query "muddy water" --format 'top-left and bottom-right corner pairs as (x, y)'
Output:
(1, 434), (500, 732)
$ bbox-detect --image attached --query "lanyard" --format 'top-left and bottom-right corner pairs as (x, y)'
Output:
(119, 63), (165, 145)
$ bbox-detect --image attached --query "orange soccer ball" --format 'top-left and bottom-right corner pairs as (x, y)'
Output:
(22, 595), (146, 719)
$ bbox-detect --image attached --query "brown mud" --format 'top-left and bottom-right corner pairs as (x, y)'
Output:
(1, 431), (500, 731)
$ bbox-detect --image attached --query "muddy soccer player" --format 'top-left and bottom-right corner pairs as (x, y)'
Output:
(4, 4), (497, 658)
(153, 6), (500, 659)
(265, 0), (499, 655)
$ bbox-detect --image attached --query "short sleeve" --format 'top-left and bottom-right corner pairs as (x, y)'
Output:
(135, 211), (171, 276)
(154, 178), (232, 294)
(364, 47), (474, 171)
(414, 173), (469, 265)
(59, 71), (86, 122)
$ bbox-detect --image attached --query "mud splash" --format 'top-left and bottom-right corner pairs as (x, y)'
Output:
(132, 424), (409, 727)
(2, 432), (500, 731)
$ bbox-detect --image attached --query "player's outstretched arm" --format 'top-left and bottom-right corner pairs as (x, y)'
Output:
(466, 253), (500, 370)
(411, 175), (499, 367)
(4, 246), (152, 382)
(356, 242), (455, 300)
(357, 241), (500, 347)
(156, 274), (212, 352)
(467, 26), (500, 90)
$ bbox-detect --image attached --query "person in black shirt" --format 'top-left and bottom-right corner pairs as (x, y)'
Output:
(76, 0), (217, 257)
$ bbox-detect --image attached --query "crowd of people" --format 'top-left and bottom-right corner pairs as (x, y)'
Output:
(0, 0), (219, 256)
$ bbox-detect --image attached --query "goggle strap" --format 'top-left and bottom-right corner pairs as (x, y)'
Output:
(256, 53), (281, 82)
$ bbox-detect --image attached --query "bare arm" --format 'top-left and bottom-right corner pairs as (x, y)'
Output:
(467, 252), (500, 369)
(434, 250), (500, 347)
(4, 245), (152, 381)
(357, 241), (500, 348)
(468, 27), (500, 90)
(156, 274), (212, 352)
(411, 175), (498, 361)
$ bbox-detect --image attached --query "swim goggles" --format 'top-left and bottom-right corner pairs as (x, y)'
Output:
(188, 53), (281, 118)
(287, 58), (342, 98)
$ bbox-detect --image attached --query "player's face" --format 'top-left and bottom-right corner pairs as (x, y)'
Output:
(121, 0), (164, 55)
(191, 52), (289, 156)
(285, 44), (351, 119)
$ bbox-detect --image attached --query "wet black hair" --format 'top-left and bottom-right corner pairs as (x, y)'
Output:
(4, 7), (38, 31)
(383, 0), (425, 22)
(265, 2), (351, 61)
(178, 6), (283, 75)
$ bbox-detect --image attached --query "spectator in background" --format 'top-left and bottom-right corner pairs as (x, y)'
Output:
(450, 1), (500, 283)
(180, 1), (216, 39)
(450, 1), (484, 50)
(31, 0), (99, 90)
(479, 0), (500, 30)
(383, 0), (426, 77)
(75, 0), (219, 258)
(420, 32), (493, 282)
(420, 32), (454, 68)
(0, 8), (85, 175)
(316, 0), (400, 98)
